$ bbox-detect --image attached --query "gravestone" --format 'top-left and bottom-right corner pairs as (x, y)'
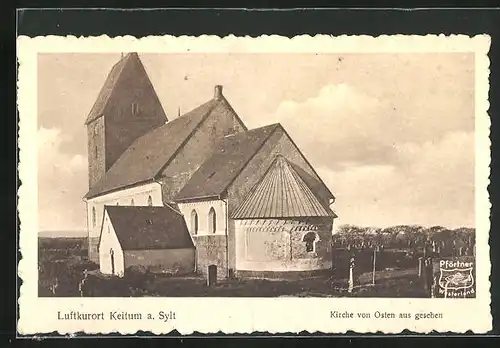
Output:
(348, 257), (355, 293)
(418, 257), (424, 278)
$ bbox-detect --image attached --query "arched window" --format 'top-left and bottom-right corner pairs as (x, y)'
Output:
(116, 202), (119, 206)
(191, 210), (198, 235)
(92, 207), (96, 227)
(303, 232), (318, 253)
(208, 207), (216, 234)
(147, 195), (153, 206)
(130, 198), (135, 206)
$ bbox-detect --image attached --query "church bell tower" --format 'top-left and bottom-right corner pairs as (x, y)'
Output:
(85, 52), (168, 189)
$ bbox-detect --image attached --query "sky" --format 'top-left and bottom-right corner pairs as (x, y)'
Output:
(37, 52), (475, 233)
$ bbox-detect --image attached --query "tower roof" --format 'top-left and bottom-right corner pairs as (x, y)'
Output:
(85, 53), (159, 125)
(231, 155), (336, 219)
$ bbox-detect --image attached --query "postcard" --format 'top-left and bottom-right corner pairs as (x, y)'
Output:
(17, 34), (491, 334)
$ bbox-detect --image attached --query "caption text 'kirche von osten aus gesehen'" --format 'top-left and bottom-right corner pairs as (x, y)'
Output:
(330, 310), (444, 320)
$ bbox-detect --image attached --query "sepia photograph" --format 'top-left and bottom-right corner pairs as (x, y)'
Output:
(37, 50), (477, 299)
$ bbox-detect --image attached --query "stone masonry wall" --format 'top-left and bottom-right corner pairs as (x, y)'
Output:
(193, 235), (228, 280)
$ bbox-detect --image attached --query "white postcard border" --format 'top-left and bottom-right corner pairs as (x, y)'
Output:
(17, 34), (492, 335)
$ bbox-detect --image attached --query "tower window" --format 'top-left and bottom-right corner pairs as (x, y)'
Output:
(94, 146), (98, 158)
(130, 198), (135, 206)
(208, 207), (216, 234)
(92, 207), (96, 227)
(132, 102), (140, 115)
(147, 195), (153, 206)
(191, 210), (198, 235)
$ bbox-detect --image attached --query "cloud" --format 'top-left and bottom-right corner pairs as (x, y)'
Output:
(266, 83), (473, 171)
(38, 127), (88, 231)
(267, 84), (397, 168)
(318, 131), (474, 228)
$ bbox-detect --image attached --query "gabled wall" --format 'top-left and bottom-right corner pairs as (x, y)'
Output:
(85, 182), (163, 263)
(177, 200), (227, 236)
(99, 210), (125, 277)
(159, 100), (246, 202)
(177, 199), (228, 279)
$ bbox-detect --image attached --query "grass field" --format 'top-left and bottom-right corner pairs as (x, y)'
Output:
(38, 236), (431, 298)
(76, 267), (427, 298)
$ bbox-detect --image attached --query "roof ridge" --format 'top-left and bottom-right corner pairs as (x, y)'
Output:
(166, 98), (216, 125)
(223, 123), (280, 139)
(217, 123), (280, 196)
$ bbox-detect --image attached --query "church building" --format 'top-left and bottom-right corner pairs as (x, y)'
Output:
(83, 52), (337, 279)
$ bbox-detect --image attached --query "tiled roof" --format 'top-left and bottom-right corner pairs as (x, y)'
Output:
(174, 124), (280, 201)
(103, 206), (194, 250)
(85, 53), (136, 125)
(84, 99), (219, 199)
(231, 155), (336, 219)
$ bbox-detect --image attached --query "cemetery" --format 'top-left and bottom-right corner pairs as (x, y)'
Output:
(38, 225), (475, 298)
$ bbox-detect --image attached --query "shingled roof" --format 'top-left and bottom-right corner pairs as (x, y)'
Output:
(174, 123), (280, 201)
(103, 206), (194, 250)
(231, 155), (336, 219)
(84, 98), (220, 199)
(85, 53), (141, 125)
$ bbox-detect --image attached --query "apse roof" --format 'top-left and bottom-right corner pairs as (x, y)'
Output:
(231, 155), (336, 219)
